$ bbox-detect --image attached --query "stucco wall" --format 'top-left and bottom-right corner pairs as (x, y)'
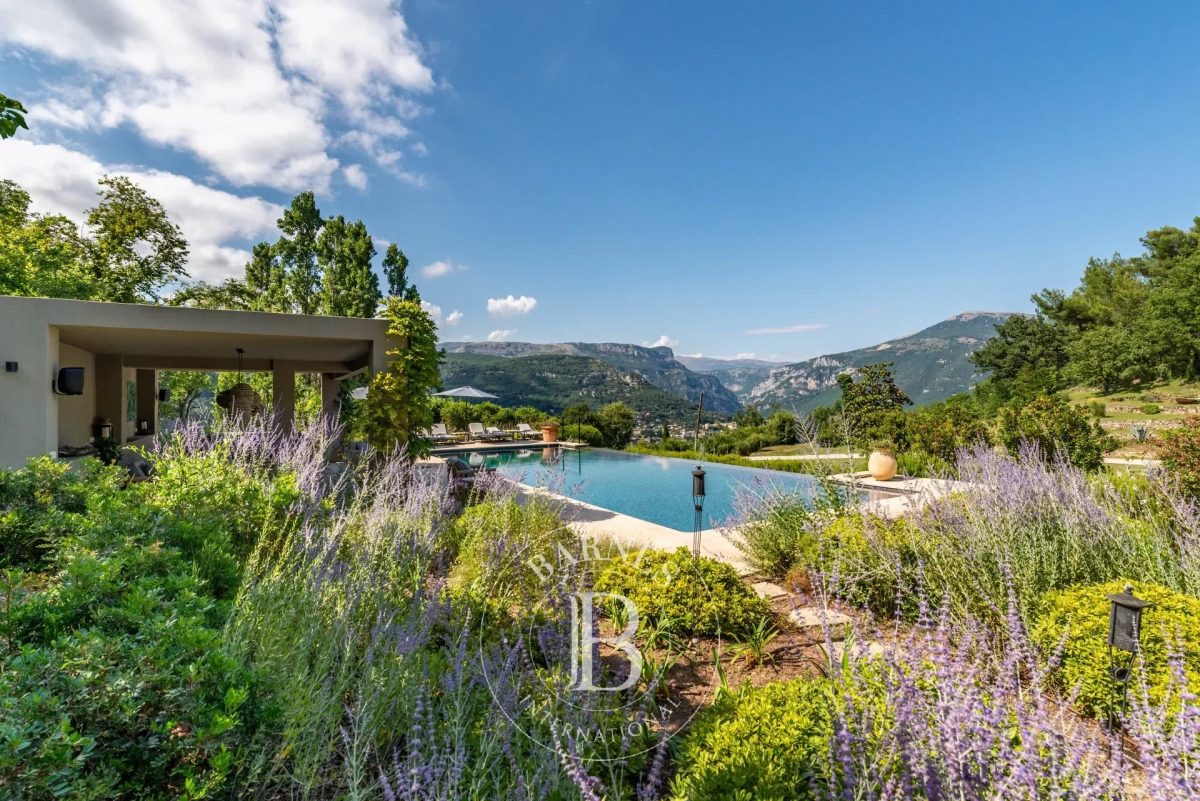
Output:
(0, 304), (54, 468)
(56, 342), (96, 448)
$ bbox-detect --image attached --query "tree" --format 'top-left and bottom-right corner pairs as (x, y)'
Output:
(1065, 325), (1156, 393)
(318, 217), (381, 317)
(383, 243), (410, 298)
(972, 314), (1071, 387)
(733, 405), (764, 428)
(276, 192), (323, 314)
(0, 180), (90, 299)
(906, 394), (990, 461)
(364, 297), (443, 455)
(597, 402), (636, 449)
(244, 241), (289, 312)
(168, 279), (258, 311)
(997, 395), (1116, 471)
(158, 371), (215, 423)
(836, 362), (911, 450)
(86, 176), (188, 302)
(0, 93), (28, 139)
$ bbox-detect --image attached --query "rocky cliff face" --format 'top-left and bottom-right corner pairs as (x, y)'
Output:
(739, 312), (1016, 412)
(442, 341), (742, 413)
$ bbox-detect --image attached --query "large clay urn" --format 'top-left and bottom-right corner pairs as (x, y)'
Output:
(867, 448), (898, 481)
(541, 423), (559, 443)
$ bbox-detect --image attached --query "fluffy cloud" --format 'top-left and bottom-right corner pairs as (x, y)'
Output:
(487, 329), (516, 342)
(0, 139), (282, 282)
(744, 323), (829, 335)
(342, 164), (369, 190)
(419, 301), (463, 328)
(487, 294), (538, 317)
(1, 0), (434, 192)
(422, 259), (466, 279)
(643, 335), (678, 348)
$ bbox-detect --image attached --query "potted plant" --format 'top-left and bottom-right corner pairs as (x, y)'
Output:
(867, 442), (898, 481)
(540, 421), (559, 443)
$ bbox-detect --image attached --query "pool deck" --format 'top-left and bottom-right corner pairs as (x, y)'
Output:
(431, 439), (586, 456)
(828, 471), (978, 518)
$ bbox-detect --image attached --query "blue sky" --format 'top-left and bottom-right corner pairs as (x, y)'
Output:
(3, 1), (1200, 362)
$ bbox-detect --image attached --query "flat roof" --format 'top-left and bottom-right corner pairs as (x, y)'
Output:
(1, 295), (390, 373)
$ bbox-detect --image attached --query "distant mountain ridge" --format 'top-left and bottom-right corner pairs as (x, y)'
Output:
(741, 311), (1016, 412)
(442, 341), (741, 414)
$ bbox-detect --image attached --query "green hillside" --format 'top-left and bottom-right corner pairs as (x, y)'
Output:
(440, 352), (700, 421)
(744, 311), (1014, 412)
(442, 341), (740, 413)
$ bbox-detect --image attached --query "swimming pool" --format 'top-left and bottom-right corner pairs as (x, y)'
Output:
(463, 447), (849, 532)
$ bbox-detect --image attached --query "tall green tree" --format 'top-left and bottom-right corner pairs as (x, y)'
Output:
(317, 218), (380, 318)
(244, 241), (289, 311)
(0, 93), (28, 139)
(364, 297), (443, 455)
(276, 191), (323, 314)
(836, 362), (911, 449)
(85, 176), (188, 302)
(383, 243), (410, 298)
(0, 180), (90, 299)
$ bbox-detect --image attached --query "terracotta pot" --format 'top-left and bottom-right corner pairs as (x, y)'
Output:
(867, 449), (898, 481)
(541, 423), (559, 443)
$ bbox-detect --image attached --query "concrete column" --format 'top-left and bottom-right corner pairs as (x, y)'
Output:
(272, 362), (296, 434)
(320, 373), (341, 424)
(135, 369), (157, 436)
(94, 354), (124, 441)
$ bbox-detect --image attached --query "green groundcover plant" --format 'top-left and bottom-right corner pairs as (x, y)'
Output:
(1033, 580), (1200, 719)
(594, 547), (770, 637)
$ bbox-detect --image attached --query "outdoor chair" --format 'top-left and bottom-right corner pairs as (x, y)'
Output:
(516, 423), (537, 439)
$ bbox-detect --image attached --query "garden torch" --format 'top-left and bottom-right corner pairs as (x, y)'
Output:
(692, 466), (706, 561)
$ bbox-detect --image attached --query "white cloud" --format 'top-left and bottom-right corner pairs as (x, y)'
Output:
(419, 302), (463, 328)
(643, 335), (678, 348)
(734, 352), (757, 359)
(342, 164), (368, 190)
(0, 139), (282, 283)
(1, 0), (434, 192)
(421, 259), (466, 279)
(487, 329), (516, 342)
(487, 294), (538, 317)
(744, 323), (829, 335)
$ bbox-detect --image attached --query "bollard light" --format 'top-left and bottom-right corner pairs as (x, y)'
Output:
(1106, 583), (1152, 729)
(691, 466), (706, 561)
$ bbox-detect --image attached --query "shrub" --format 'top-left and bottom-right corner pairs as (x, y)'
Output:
(896, 448), (953, 478)
(1161, 419), (1200, 499)
(594, 547), (770, 636)
(448, 497), (573, 609)
(563, 422), (604, 446)
(0, 456), (113, 569)
(668, 679), (832, 800)
(1088, 400), (1108, 417)
(997, 394), (1117, 470)
(1142, 403), (1162, 415)
(1033, 581), (1200, 718)
(905, 395), (991, 461)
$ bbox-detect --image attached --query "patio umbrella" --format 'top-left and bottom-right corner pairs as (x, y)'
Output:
(433, 386), (499, 401)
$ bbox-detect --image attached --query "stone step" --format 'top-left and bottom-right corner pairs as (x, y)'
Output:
(828, 640), (889, 662)
(750, 581), (789, 600)
(788, 607), (853, 640)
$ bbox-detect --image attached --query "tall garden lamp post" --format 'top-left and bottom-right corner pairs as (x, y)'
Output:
(1106, 584), (1151, 728)
(691, 466), (706, 561)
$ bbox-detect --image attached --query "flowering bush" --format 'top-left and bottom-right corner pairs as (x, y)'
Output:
(1161, 418), (1200, 499)
(739, 447), (1200, 625)
(1033, 580), (1200, 718)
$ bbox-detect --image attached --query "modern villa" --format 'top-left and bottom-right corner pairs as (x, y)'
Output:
(0, 295), (395, 469)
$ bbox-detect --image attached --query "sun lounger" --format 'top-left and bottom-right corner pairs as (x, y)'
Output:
(516, 423), (538, 439)
(468, 422), (506, 441)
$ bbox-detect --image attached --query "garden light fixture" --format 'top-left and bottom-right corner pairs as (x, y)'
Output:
(1106, 583), (1151, 728)
(692, 465), (706, 561)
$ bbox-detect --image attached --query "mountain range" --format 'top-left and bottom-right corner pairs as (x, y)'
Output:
(440, 311), (1015, 421)
(441, 341), (741, 413)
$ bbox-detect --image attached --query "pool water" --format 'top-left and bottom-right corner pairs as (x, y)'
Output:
(465, 447), (848, 532)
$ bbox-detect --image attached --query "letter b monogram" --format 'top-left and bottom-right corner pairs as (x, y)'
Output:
(568, 592), (642, 692)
